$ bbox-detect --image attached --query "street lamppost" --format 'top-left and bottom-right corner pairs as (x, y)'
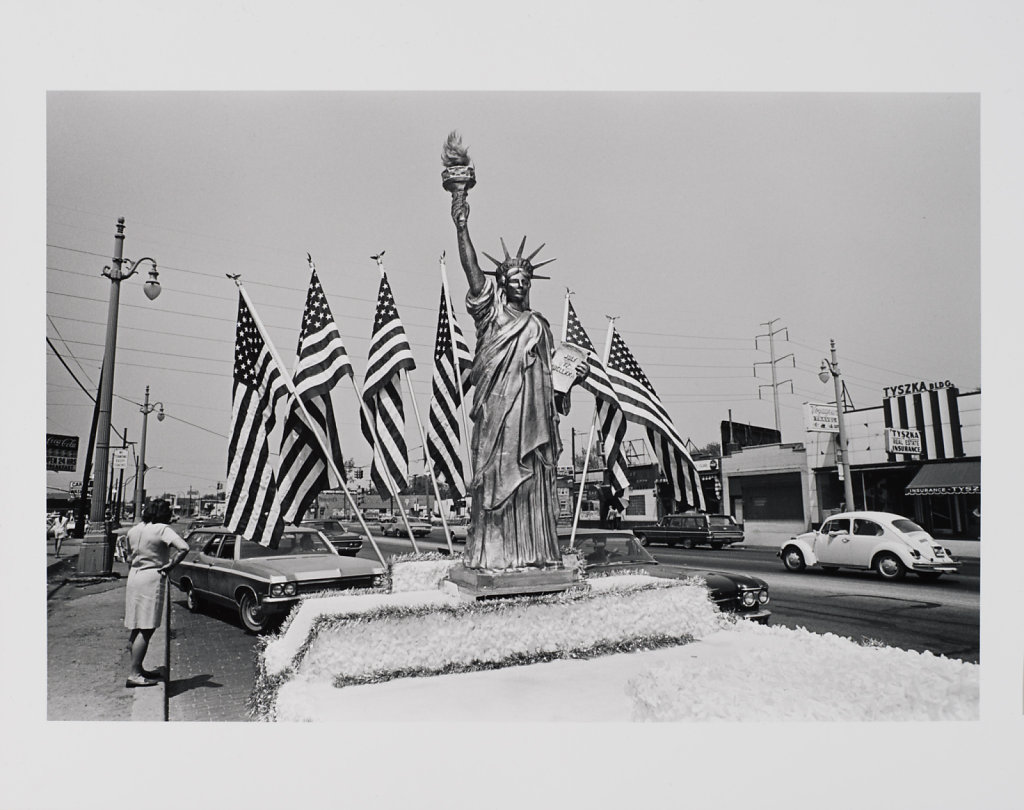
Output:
(133, 385), (165, 521)
(79, 217), (162, 576)
(819, 338), (856, 511)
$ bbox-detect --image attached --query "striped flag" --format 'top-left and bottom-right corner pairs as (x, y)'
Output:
(563, 301), (629, 496)
(360, 273), (416, 499)
(277, 266), (354, 524)
(426, 286), (473, 499)
(606, 328), (706, 511)
(224, 292), (288, 547)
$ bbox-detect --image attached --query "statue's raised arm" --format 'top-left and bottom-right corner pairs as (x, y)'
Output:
(442, 132), (485, 296)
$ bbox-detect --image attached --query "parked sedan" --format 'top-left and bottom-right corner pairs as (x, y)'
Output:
(170, 525), (386, 633)
(558, 529), (770, 623)
(300, 519), (363, 556)
(779, 511), (958, 581)
(379, 515), (433, 538)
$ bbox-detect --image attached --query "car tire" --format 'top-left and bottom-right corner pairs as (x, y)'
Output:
(185, 586), (202, 613)
(681, 539), (694, 549)
(238, 590), (270, 633)
(781, 546), (806, 572)
(916, 571), (943, 581)
(636, 533), (648, 547)
(667, 540), (677, 548)
(874, 552), (907, 581)
(710, 542), (723, 550)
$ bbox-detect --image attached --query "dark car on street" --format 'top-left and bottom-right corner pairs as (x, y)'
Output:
(170, 525), (386, 633)
(633, 513), (745, 549)
(558, 529), (770, 623)
(300, 518), (364, 556)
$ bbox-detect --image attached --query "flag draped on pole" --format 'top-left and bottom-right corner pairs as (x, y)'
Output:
(224, 292), (288, 547)
(563, 301), (629, 496)
(606, 328), (706, 511)
(360, 272), (416, 499)
(277, 266), (353, 524)
(426, 286), (473, 499)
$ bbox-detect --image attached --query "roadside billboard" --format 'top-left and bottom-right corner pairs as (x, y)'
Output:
(804, 403), (839, 433)
(46, 434), (79, 472)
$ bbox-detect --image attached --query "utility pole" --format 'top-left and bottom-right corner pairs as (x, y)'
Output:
(115, 429), (128, 521)
(754, 318), (795, 437)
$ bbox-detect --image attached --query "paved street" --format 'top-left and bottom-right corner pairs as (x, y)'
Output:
(166, 593), (259, 721)
(46, 534), (259, 722)
(46, 527), (983, 721)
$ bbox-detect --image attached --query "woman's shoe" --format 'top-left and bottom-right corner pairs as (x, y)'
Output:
(125, 676), (159, 688)
(141, 669), (164, 681)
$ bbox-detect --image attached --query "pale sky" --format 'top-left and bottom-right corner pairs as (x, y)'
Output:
(45, 91), (979, 499)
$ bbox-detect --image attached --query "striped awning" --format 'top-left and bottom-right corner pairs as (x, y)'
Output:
(905, 460), (980, 496)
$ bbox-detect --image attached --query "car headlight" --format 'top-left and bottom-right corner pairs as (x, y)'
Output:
(740, 590), (757, 607)
(758, 589), (769, 604)
(283, 582), (297, 596)
(270, 583), (284, 597)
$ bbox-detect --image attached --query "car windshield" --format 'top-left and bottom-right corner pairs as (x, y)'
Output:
(708, 515), (735, 528)
(315, 521), (345, 532)
(238, 531), (335, 559)
(892, 518), (926, 534)
(560, 534), (656, 567)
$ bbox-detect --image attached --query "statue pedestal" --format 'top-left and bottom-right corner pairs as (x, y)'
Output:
(446, 562), (583, 600)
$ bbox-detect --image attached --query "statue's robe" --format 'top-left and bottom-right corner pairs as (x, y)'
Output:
(465, 279), (562, 569)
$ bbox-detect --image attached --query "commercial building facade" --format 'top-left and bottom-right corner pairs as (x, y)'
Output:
(720, 385), (980, 545)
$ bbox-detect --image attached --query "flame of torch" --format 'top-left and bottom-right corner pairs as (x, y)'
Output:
(442, 130), (472, 167)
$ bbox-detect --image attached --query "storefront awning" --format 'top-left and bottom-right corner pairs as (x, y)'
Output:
(905, 460), (980, 496)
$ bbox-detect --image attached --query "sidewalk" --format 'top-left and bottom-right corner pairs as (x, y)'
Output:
(47, 536), (166, 721)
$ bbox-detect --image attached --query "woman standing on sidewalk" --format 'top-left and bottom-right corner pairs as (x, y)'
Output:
(123, 499), (189, 688)
(52, 512), (69, 557)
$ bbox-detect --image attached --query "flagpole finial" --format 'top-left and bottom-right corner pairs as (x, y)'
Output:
(606, 314), (619, 322)
(307, 253), (315, 270)
(565, 287), (574, 297)
(226, 273), (242, 287)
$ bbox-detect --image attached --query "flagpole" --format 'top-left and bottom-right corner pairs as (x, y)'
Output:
(230, 277), (388, 568)
(400, 367), (454, 554)
(374, 255), (454, 554)
(365, 252), (434, 552)
(568, 314), (618, 550)
(440, 253), (473, 484)
(564, 288), (596, 550)
(348, 375), (419, 553)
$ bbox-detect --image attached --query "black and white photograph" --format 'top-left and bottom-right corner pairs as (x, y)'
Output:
(4, 2), (1023, 808)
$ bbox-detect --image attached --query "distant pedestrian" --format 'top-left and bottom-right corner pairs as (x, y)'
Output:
(607, 505), (621, 530)
(123, 499), (189, 688)
(52, 512), (69, 557)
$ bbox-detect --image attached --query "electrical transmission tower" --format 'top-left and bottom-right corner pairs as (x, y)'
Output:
(753, 318), (795, 437)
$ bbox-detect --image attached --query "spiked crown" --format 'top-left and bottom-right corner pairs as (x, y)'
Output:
(481, 236), (555, 280)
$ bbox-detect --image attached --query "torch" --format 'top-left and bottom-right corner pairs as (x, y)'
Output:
(441, 130), (476, 226)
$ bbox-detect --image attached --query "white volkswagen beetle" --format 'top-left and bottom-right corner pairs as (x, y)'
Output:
(779, 511), (959, 581)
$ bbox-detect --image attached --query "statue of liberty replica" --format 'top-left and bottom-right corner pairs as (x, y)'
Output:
(442, 132), (586, 591)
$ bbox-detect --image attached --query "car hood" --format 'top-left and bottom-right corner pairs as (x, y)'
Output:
(322, 531), (361, 541)
(589, 560), (766, 596)
(239, 555), (384, 580)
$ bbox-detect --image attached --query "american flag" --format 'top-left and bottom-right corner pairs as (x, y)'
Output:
(360, 273), (416, 499)
(563, 300), (629, 496)
(224, 291), (288, 547)
(426, 286), (473, 499)
(277, 266), (353, 524)
(606, 328), (705, 511)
